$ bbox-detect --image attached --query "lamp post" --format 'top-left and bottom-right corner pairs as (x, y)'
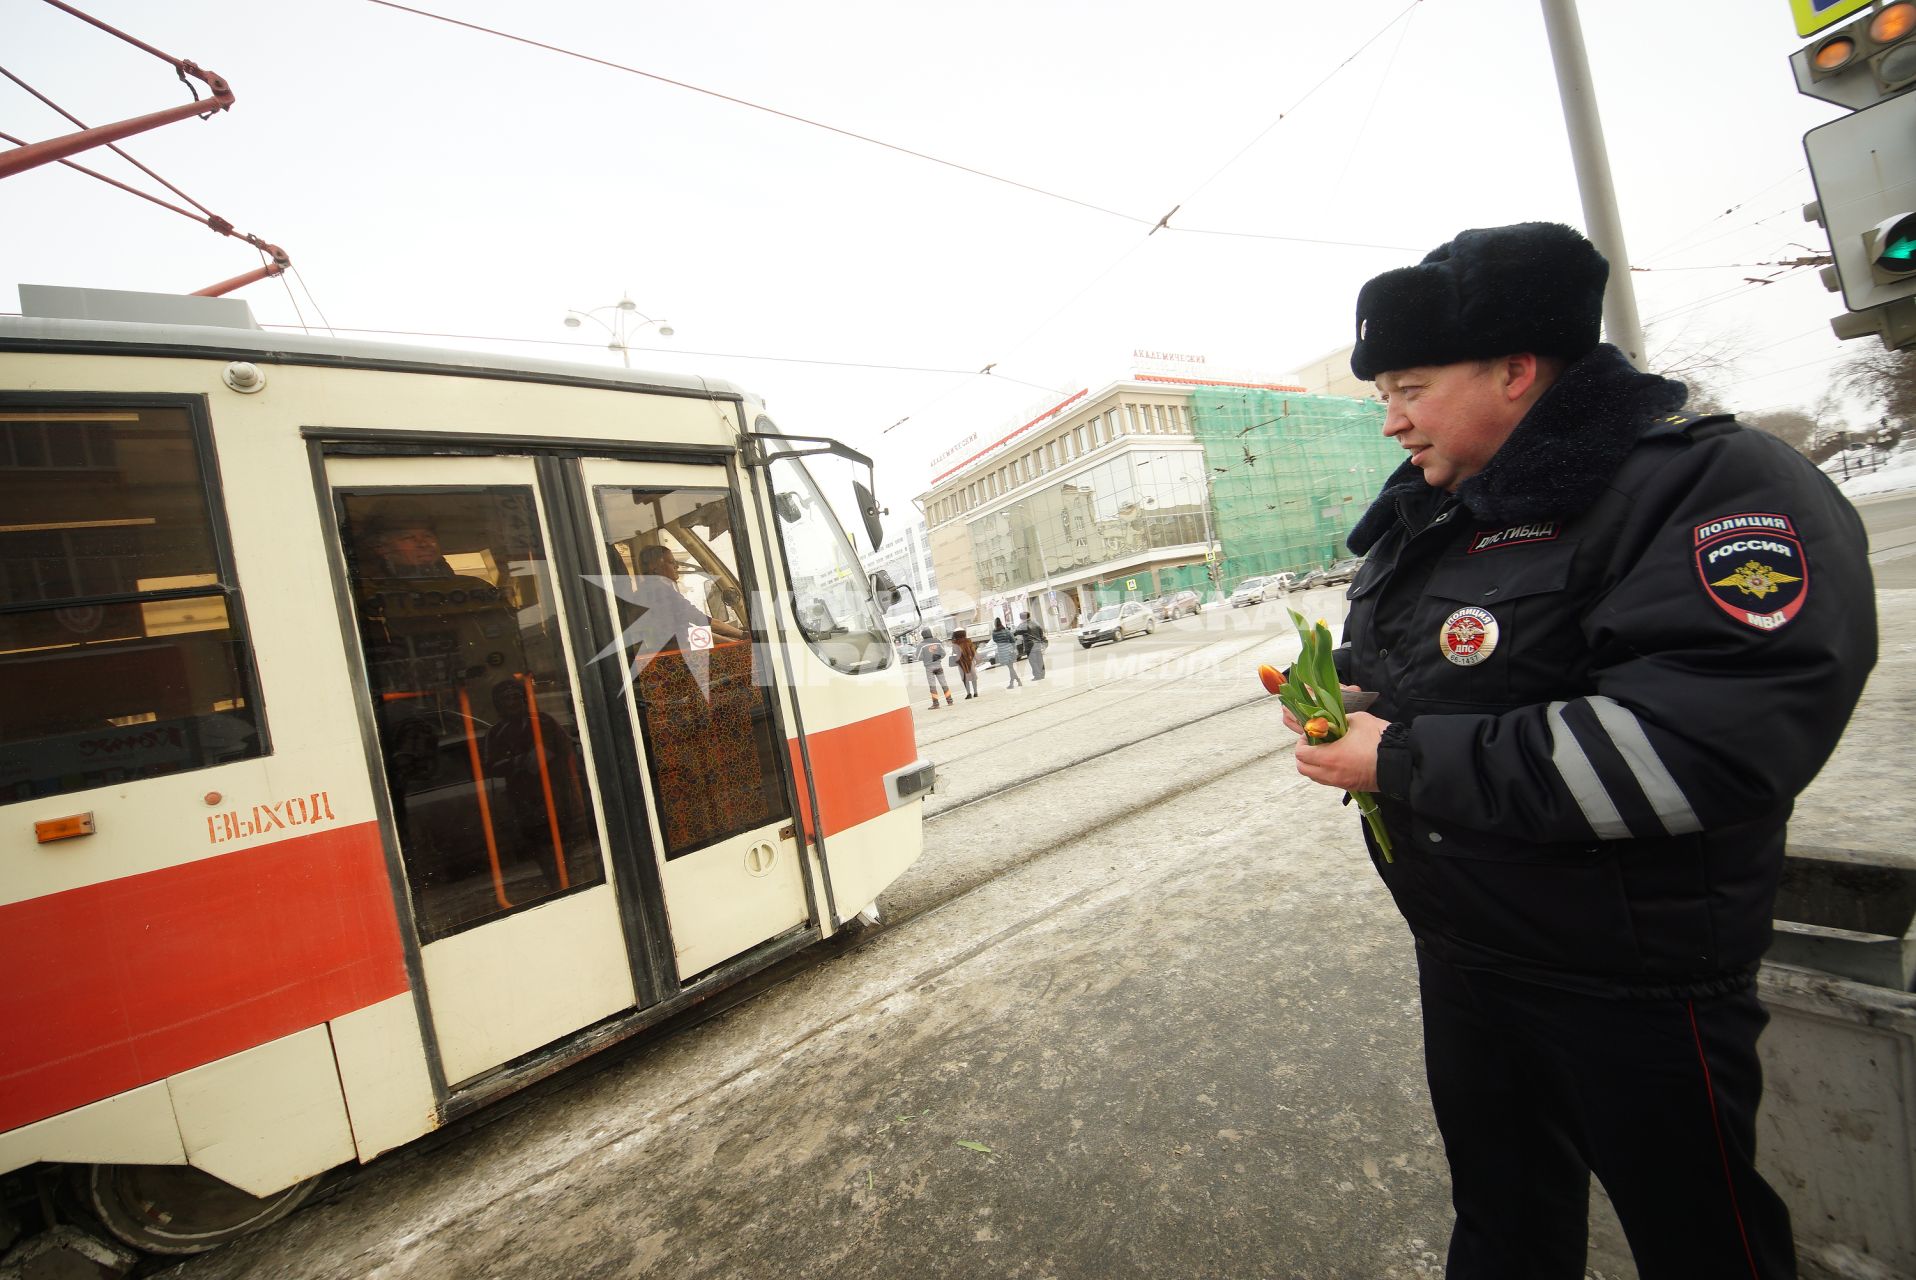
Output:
(562, 293), (675, 368)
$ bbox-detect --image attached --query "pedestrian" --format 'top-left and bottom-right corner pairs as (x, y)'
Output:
(918, 627), (952, 710)
(991, 616), (1022, 688)
(1017, 610), (1048, 680)
(1289, 222), (1875, 1279)
(951, 627), (980, 699)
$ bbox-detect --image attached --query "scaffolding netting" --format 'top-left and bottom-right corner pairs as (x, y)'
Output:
(1189, 388), (1396, 591)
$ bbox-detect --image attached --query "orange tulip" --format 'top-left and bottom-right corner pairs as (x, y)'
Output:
(1304, 716), (1332, 739)
(1257, 664), (1286, 695)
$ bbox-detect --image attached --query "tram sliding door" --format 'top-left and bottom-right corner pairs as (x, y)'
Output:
(327, 456), (635, 1084)
(580, 459), (807, 978)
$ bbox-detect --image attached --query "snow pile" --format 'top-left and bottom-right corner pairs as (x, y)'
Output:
(1839, 459), (1916, 500)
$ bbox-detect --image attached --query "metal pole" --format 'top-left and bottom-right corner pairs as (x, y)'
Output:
(1539, 0), (1645, 369)
(1198, 472), (1220, 596)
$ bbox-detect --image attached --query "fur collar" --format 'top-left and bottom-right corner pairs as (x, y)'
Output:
(1347, 344), (1688, 555)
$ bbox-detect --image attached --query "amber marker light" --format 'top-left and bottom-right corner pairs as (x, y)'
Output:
(1871, 2), (1916, 45)
(1813, 34), (1857, 71)
(34, 813), (95, 843)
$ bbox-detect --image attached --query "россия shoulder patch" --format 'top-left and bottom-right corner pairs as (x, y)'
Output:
(1692, 512), (1807, 632)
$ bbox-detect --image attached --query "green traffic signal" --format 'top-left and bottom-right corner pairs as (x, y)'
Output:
(1871, 213), (1916, 274)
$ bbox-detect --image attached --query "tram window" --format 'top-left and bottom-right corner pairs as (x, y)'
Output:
(339, 490), (605, 940)
(0, 402), (263, 804)
(764, 452), (892, 675)
(593, 486), (787, 859)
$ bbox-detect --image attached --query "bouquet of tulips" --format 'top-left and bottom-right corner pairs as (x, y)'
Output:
(1258, 609), (1394, 862)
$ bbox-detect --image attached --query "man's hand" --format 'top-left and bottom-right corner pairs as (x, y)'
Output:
(1294, 711), (1387, 792)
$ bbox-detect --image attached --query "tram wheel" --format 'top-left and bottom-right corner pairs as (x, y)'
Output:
(83, 1163), (322, 1255)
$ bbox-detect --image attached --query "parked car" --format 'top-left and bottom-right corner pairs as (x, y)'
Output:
(1295, 567), (1329, 590)
(1228, 576), (1270, 608)
(1148, 590), (1201, 621)
(1321, 556), (1366, 586)
(1263, 572), (1296, 594)
(893, 633), (918, 663)
(1078, 601), (1155, 647)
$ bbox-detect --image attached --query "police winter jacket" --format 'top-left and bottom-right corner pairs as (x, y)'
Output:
(1339, 345), (1875, 995)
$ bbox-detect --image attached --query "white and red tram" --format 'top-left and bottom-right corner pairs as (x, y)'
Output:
(0, 286), (933, 1253)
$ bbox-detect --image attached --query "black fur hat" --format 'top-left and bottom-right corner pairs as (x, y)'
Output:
(1349, 222), (1609, 381)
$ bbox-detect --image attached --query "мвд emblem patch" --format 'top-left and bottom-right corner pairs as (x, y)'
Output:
(1693, 512), (1808, 631)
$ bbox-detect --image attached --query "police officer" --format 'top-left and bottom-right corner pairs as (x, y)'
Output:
(1290, 222), (1875, 1278)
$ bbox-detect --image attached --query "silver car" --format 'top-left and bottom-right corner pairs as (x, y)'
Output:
(1078, 601), (1156, 647)
(1229, 576), (1269, 607)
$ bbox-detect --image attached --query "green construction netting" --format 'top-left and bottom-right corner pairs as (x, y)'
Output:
(1190, 388), (1396, 593)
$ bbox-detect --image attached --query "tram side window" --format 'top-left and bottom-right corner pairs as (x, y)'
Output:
(594, 486), (787, 859)
(765, 453), (892, 675)
(338, 490), (606, 940)
(0, 402), (263, 803)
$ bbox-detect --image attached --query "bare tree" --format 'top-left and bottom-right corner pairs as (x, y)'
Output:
(1832, 345), (1916, 444)
(1743, 408), (1818, 454)
(1645, 320), (1751, 415)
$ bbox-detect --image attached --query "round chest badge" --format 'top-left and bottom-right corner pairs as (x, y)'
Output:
(1438, 606), (1499, 666)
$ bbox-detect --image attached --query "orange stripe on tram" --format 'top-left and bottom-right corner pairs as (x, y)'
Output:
(787, 707), (917, 840)
(0, 822), (408, 1133)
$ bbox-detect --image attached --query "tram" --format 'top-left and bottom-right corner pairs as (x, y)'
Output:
(0, 286), (934, 1254)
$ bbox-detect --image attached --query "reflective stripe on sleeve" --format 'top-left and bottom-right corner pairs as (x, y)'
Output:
(1584, 695), (1704, 836)
(1547, 700), (1631, 839)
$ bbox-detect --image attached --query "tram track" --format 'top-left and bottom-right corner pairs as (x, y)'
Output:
(924, 686), (1278, 826)
(919, 626), (1289, 773)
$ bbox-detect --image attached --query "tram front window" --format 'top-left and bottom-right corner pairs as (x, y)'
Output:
(764, 452), (891, 675)
(594, 486), (786, 859)
(339, 490), (604, 941)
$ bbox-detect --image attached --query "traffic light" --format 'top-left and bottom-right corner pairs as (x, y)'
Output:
(1797, 3), (1916, 348)
(1795, 2), (1916, 107)
(1865, 211), (1916, 279)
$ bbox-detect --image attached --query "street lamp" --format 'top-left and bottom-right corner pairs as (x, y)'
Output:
(562, 293), (675, 368)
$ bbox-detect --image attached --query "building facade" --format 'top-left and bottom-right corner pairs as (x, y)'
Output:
(860, 515), (940, 619)
(918, 375), (1397, 632)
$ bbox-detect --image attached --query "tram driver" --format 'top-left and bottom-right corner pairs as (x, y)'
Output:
(631, 543), (747, 649)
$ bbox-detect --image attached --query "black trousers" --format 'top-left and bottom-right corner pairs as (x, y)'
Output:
(1415, 948), (1795, 1279)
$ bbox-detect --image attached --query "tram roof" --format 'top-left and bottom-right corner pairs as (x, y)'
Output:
(0, 286), (753, 404)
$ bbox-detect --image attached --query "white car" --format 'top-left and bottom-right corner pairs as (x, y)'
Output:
(1229, 576), (1270, 608)
(1078, 601), (1156, 647)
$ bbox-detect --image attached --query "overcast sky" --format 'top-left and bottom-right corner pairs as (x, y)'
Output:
(3, 0), (1858, 516)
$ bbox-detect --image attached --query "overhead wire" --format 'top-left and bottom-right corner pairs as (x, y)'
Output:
(1167, 0), (1423, 219)
(288, 266), (336, 335)
(1642, 268), (1812, 328)
(881, 1), (1426, 440)
(360, 0), (1428, 448)
(274, 251), (310, 333)
(1325, 1), (1419, 207)
(364, 0), (1155, 228)
(1640, 169), (1809, 264)
(254, 322), (1074, 382)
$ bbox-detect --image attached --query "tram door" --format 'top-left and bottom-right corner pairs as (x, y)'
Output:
(580, 459), (806, 978)
(328, 456), (637, 1085)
